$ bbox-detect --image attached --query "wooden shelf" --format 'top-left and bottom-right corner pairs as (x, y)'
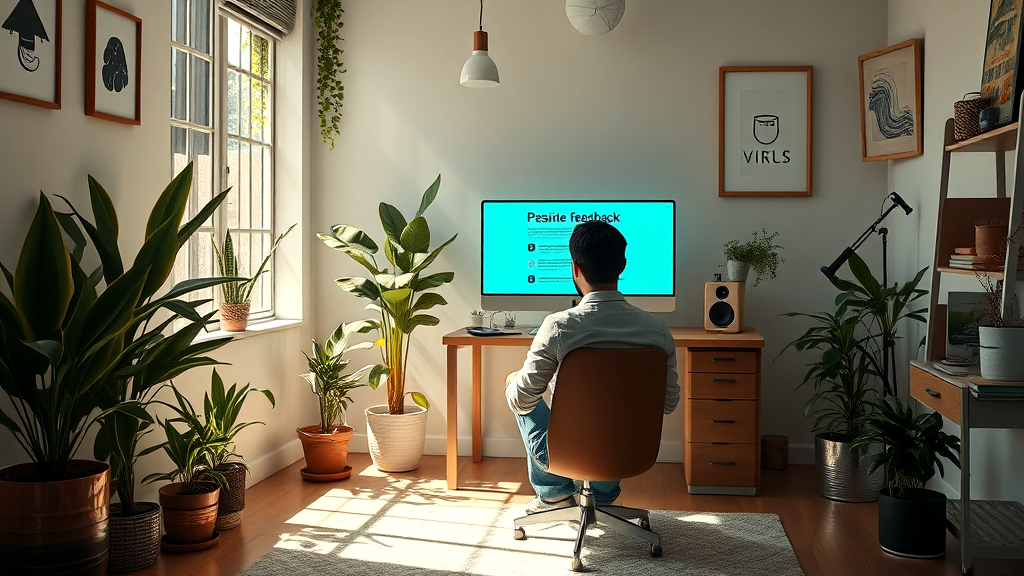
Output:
(937, 266), (1008, 278)
(945, 122), (1018, 153)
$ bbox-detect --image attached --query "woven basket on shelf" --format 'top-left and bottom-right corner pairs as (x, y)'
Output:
(108, 502), (161, 572)
(214, 463), (247, 530)
(220, 301), (250, 332)
(954, 92), (991, 141)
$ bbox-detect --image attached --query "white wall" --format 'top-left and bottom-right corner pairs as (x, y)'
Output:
(313, 0), (890, 464)
(888, 0), (1024, 502)
(0, 0), (316, 502)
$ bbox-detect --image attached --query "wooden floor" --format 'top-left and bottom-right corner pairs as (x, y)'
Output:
(137, 453), (1024, 576)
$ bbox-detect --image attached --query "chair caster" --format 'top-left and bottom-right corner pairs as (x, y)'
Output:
(651, 543), (662, 557)
(571, 558), (584, 572)
(513, 527), (526, 541)
(639, 517), (650, 530)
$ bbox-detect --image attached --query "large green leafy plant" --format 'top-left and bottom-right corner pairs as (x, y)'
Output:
(303, 322), (377, 432)
(0, 164), (236, 486)
(853, 396), (960, 498)
(318, 175), (455, 414)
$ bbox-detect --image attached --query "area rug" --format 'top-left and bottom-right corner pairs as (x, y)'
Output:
(239, 491), (805, 575)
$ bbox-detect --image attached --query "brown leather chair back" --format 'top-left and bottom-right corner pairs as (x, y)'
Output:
(545, 347), (668, 482)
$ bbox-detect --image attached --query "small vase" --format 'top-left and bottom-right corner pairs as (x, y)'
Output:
(220, 301), (251, 332)
(725, 260), (750, 282)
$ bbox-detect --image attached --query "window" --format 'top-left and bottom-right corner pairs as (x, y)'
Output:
(170, 3), (277, 320)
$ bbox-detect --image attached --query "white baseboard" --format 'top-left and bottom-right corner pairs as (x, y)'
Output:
(244, 438), (304, 488)
(790, 443), (814, 466)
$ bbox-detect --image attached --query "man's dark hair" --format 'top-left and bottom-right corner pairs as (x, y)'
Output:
(569, 221), (627, 284)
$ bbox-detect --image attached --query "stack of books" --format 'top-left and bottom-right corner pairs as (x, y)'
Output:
(968, 378), (1024, 399)
(949, 248), (989, 270)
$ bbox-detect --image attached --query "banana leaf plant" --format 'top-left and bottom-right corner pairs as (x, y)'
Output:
(318, 175), (456, 414)
(303, 322), (378, 432)
(0, 163), (239, 511)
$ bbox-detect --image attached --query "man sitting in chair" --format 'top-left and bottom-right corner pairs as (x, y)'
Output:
(505, 221), (680, 514)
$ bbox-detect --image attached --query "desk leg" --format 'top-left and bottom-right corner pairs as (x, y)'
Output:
(447, 345), (459, 490)
(472, 346), (482, 463)
(960, 389), (972, 575)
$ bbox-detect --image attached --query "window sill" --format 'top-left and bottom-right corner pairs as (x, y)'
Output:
(193, 318), (303, 344)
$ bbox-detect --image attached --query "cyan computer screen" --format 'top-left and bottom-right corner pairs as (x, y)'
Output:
(481, 200), (676, 296)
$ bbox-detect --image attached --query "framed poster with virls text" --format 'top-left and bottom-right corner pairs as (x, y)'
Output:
(719, 66), (813, 197)
(0, 0), (62, 109)
(86, 0), (140, 125)
(859, 39), (923, 161)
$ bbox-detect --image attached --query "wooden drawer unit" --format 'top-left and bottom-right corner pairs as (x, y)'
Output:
(688, 350), (758, 374)
(685, 443), (757, 488)
(687, 400), (756, 443)
(910, 367), (962, 425)
(687, 372), (756, 400)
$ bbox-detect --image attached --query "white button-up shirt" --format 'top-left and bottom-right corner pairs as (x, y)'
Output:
(505, 290), (680, 416)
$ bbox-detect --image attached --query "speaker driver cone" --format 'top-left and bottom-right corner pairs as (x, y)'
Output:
(709, 301), (735, 328)
(715, 285), (730, 300)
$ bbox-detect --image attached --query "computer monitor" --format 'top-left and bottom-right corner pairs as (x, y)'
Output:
(480, 200), (676, 312)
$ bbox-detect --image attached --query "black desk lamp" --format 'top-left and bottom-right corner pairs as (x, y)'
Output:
(820, 191), (913, 397)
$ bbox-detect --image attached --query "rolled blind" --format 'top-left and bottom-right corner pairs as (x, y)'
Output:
(219, 0), (296, 39)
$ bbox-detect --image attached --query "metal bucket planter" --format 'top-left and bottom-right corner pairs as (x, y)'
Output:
(815, 434), (884, 502)
(979, 326), (1024, 381)
(365, 405), (428, 472)
(108, 502), (161, 572)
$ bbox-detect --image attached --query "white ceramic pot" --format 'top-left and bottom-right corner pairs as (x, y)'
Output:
(726, 260), (750, 282)
(365, 404), (428, 472)
(979, 326), (1024, 381)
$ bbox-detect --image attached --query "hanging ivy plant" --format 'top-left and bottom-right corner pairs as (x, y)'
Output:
(312, 0), (345, 149)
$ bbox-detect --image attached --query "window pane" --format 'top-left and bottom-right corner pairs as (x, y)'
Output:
(236, 230), (251, 281)
(251, 34), (269, 79)
(263, 150), (272, 229)
(226, 139), (239, 229)
(172, 126), (188, 175)
(227, 70), (239, 136)
(171, 0), (187, 45)
(240, 28), (251, 71)
(191, 130), (213, 223)
(191, 0), (211, 54)
(240, 75), (251, 139)
(228, 19), (241, 67)
(190, 55), (211, 127)
(251, 146), (264, 229)
(260, 81), (271, 143)
(250, 232), (265, 311)
(251, 82), (263, 141)
(238, 140), (251, 228)
(171, 49), (187, 121)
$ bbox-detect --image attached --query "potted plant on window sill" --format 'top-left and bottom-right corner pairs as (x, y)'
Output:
(298, 322), (377, 481)
(723, 228), (784, 285)
(319, 175), (456, 472)
(853, 396), (960, 558)
(214, 224), (296, 332)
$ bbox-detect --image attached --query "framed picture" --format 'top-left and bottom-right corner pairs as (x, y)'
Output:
(86, 0), (140, 125)
(981, 0), (1024, 127)
(0, 0), (62, 109)
(858, 38), (923, 161)
(719, 66), (813, 197)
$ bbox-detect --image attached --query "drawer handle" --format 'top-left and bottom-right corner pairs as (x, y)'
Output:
(710, 461), (736, 466)
(711, 357), (736, 362)
(711, 378), (736, 383)
(711, 419), (736, 424)
(925, 388), (942, 398)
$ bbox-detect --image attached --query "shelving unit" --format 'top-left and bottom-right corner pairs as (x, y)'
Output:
(914, 117), (1024, 575)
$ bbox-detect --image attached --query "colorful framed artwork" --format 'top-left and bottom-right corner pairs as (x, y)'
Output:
(719, 66), (813, 197)
(86, 0), (140, 125)
(0, 0), (62, 109)
(981, 0), (1024, 127)
(858, 38), (923, 161)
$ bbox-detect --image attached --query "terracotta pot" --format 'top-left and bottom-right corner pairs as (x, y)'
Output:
(158, 483), (221, 546)
(297, 424), (355, 475)
(976, 224), (1006, 259)
(0, 460), (110, 576)
(214, 463), (247, 530)
(220, 301), (251, 332)
(108, 502), (161, 572)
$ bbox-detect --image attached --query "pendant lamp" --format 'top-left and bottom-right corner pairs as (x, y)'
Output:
(461, 0), (499, 88)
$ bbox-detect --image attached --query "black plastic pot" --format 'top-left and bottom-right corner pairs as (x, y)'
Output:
(878, 487), (947, 558)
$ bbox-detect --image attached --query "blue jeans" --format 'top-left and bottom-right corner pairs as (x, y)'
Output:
(515, 398), (620, 505)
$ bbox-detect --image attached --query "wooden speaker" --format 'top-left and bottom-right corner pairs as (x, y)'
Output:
(705, 282), (744, 333)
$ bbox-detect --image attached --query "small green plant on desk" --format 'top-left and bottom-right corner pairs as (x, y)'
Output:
(723, 228), (784, 286)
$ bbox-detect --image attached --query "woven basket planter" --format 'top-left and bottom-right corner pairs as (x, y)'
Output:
(220, 301), (251, 332)
(214, 463), (247, 531)
(954, 92), (991, 141)
(108, 502), (161, 572)
(365, 405), (428, 473)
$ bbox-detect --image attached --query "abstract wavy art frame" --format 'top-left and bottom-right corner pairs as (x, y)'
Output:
(858, 38), (923, 162)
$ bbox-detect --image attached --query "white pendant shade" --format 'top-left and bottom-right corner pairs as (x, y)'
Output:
(566, 0), (625, 35)
(461, 50), (499, 87)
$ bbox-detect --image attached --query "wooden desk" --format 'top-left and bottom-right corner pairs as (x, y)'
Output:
(909, 361), (1024, 575)
(442, 327), (765, 491)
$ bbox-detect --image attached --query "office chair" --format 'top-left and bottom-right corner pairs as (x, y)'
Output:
(512, 347), (668, 572)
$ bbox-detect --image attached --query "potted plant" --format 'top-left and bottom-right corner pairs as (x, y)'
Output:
(213, 223), (296, 332)
(319, 174), (456, 472)
(0, 164), (234, 575)
(853, 396), (960, 558)
(975, 215), (1024, 380)
(298, 322), (377, 481)
(781, 252), (928, 502)
(723, 228), (784, 285)
(160, 370), (275, 530)
(975, 218), (1007, 259)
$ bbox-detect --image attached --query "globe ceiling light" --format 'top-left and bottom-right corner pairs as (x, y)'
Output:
(461, 0), (499, 88)
(566, 0), (626, 35)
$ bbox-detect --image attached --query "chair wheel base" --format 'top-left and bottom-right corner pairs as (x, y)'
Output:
(571, 558), (584, 572)
(651, 543), (662, 557)
(639, 517), (650, 530)
(513, 527), (526, 540)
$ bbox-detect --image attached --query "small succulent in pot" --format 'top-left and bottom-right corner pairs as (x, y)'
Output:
(214, 223), (296, 331)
